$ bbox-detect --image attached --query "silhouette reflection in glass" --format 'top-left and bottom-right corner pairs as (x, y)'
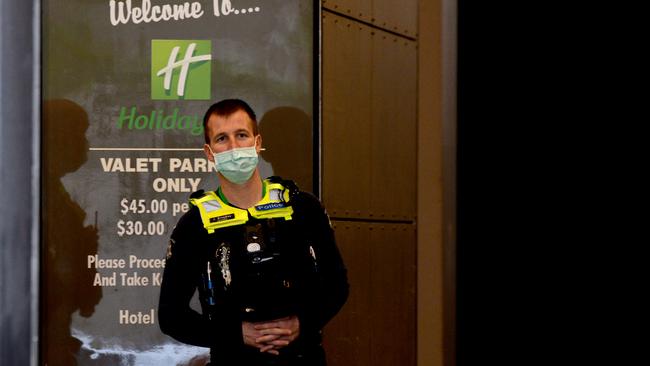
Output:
(258, 107), (313, 193)
(42, 99), (101, 366)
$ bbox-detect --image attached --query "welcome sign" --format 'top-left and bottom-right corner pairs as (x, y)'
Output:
(41, 0), (316, 364)
(108, 0), (261, 25)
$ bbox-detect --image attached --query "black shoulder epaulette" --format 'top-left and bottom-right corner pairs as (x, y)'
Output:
(267, 176), (300, 201)
(189, 189), (206, 199)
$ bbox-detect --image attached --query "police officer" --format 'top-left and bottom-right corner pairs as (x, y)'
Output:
(158, 99), (349, 366)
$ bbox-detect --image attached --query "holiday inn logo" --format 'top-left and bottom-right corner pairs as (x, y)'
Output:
(151, 40), (212, 100)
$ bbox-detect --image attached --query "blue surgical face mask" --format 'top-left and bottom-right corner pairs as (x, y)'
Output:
(209, 144), (259, 185)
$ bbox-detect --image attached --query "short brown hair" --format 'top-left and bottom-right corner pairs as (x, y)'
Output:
(203, 99), (258, 143)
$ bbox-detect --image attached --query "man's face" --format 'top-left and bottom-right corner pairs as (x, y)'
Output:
(203, 109), (262, 162)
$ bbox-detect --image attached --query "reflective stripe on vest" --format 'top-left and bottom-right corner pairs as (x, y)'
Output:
(190, 180), (294, 233)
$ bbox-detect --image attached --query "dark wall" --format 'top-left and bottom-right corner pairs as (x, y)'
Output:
(456, 1), (522, 364)
(0, 0), (38, 365)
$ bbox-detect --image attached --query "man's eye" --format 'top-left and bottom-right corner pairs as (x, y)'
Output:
(216, 136), (226, 142)
(237, 133), (248, 139)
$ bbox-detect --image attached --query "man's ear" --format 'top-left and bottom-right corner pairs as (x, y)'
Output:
(203, 144), (214, 162)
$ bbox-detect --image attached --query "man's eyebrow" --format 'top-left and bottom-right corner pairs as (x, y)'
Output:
(213, 129), (250, 140)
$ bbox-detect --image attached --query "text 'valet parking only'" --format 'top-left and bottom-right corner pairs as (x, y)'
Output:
(100, 157), (214, 192)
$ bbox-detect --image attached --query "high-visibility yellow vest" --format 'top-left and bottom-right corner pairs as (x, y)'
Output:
(189, 180), (294, 234)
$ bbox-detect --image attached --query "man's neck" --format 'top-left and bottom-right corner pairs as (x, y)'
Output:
(218, 170), (263, 209)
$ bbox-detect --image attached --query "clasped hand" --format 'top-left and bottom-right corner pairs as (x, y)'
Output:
(242, 315), (300, 355)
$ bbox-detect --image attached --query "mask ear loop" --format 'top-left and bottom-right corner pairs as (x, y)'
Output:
(206, 145), (219, 173)
(207, 145), (218, 165)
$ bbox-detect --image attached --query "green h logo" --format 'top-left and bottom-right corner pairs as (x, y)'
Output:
(151, 40), (212, 100)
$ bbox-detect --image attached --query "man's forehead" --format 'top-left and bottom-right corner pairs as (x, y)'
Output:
(208, 110), (255, 134)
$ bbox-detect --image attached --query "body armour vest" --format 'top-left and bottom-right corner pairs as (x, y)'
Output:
(189, 178), (318, 323)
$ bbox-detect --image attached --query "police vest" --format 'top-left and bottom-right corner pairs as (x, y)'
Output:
(189, 179), (294, 234)
(189, 179), (311, 322)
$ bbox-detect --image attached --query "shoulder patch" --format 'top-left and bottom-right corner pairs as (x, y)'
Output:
(324, 209), (333, 229)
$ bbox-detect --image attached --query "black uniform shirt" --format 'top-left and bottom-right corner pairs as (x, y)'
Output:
(158, 188), (349, 365)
